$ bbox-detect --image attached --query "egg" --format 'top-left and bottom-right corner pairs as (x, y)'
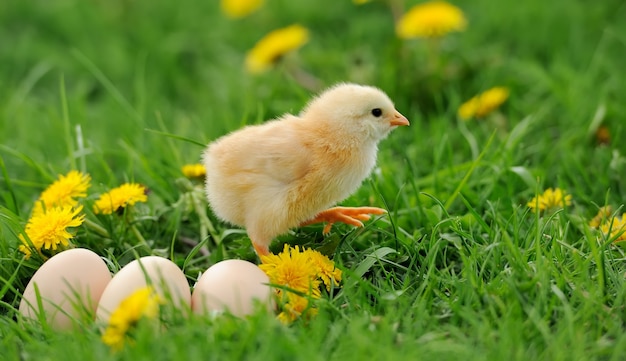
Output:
(191, 259), (273, 317)
(96, 256), (191, 324)
(19, 248), (112, 330)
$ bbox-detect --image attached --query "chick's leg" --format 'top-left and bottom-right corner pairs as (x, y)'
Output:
(248, 228), (271, 257)
(253, 243), (270, 257)
(300, 206), (387, 234)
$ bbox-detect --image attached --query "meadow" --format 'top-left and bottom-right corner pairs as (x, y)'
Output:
(2, 0), (626, 359)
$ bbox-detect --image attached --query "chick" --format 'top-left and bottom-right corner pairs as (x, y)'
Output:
(202, 83), (409, 256)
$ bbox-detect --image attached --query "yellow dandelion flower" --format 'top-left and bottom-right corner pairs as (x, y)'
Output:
(599, 214), (626, 243)
(94, 183), (148, 215)
(589, 206), (613, 228)
(277, 292), (317, 324)
(245, 24), (309, 74)
(305, 249), (342, 292)
(19, 205), (85, 258)
(101, 287), (161, 351)
(458, 87), (509, 120)
(353, 0), (371, 4)
(260, 244), (342, 323)
(396, 1), (467, 39)
(32, 171), (91, 216)
(182, 163), (207, 179)
(527, 188), (572, 213)
(260, 244), (321, 297)
(221, 0), (263, 18)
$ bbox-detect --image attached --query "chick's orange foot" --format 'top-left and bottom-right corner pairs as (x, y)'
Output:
(301, 206), (387, 234)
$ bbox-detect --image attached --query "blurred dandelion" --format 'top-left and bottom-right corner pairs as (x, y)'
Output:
(599, 214), (626, 243)
(245, 24), (309, 74)
(101, 287), (161, 351)
(588, 206), (626, 243)
(32, 170), (91, 216)
(259, 244), (341, 323)
(589, 206), (613, 228)
(396, 1), (466, 39)
(94, 183), (148, 215)
(458, 87), (509, 120)
(527, 188), (572, 213)
(182, 163), (207, 179)
(19, 205), (85, 258)
(220, 0), (263, 19)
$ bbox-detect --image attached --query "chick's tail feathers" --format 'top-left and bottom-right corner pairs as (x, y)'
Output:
(300, 206), (387, 234)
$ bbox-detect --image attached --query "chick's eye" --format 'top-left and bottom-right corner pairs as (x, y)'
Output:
(371, 108), (382, 117)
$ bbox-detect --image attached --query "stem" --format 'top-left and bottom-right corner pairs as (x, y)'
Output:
(191, 188), (220, 245)
(130, 223), (151, 252)
(83, 218), (110, 238)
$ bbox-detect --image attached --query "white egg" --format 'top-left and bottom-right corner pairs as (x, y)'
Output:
(19, 248), (112, 330)
(191, 259), (274, 317)
(96, 256), (191, 324)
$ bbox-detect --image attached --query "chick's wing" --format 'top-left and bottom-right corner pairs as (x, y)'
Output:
(217, 116), (312, 186)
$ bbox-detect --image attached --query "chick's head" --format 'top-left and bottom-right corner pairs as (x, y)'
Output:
(301, 83), (409, 143)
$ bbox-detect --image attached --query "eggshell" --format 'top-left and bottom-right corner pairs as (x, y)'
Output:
(96, 256), (191, 324)
(19, 248), (112, 330)
(191, 259), (273, 317)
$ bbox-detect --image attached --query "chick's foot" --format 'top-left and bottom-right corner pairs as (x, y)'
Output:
(301, 206), (387, 234)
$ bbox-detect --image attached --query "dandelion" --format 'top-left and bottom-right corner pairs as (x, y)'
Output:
(260, 244), (342, 323)
(396, 1), (467, 39)
(260, 245), (321, 297)
(220, 0), (263, 19)
(101, 287), (161, 351)
(599, 214), (626, 243)
(182, 164), (207, 179)
(277, 292), (318, 324)
(589, 206), (613, 228)
(458, 87), (509, 120)
(588, 207), (626, 243)
(245, 24), (309, 74)
(19, 205), (85, 258)
(307, 249), (342, 291)
(353, 0), (371, 4)
(32, 171), (91, 216)
(527, 188), (572, 213)
(94, 183), (148, 215)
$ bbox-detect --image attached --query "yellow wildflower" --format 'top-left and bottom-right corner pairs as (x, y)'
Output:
(101, 287), (161, 351)
(260, 244), (342, 323)
(94, 183), (148, 215)
(220, 0), (263, 18)
(182, 163), (207, 179)
(458, 87), (509, 120)
(245, 24), (309, 74)
(307, 249), (342, 291)
(19, 205), (85, 258)
(589, 206), (613, 228)
(32, 171), (91, 216)
(527, 188), (572, 213)
(260, 245), (321, 297)
(599, 214), (626, 243)
(353, 0), (371, 4)
(396, 1), (467, 39)
(277, 292), (318, 324)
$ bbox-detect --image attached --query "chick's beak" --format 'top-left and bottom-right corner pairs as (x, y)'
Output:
(390, 110), (410, 127)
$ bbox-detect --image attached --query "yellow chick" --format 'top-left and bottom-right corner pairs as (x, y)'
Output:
(202, 83), (409, 256)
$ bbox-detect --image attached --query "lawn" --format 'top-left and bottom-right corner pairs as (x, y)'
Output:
(2, 0), (626, 359)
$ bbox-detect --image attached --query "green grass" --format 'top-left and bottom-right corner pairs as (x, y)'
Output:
(2, 0), (626, 359)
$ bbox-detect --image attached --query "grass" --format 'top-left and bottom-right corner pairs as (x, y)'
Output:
(2, 0), (626, 359)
